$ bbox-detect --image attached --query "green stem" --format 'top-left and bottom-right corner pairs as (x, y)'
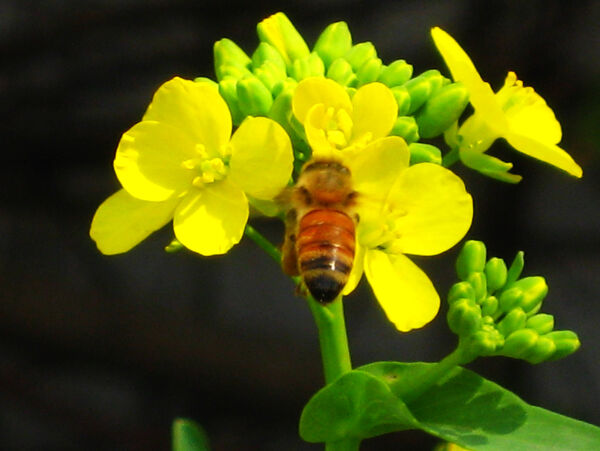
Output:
(403, 347), (467, 405)
(244, 224), (281, 263)
(308, 296), (352, 384)
(442, 148), (460, 167)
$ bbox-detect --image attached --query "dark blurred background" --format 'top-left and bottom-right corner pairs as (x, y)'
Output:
(1, 1), (598, 450)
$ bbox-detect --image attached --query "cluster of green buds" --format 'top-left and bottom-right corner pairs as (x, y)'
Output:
(447, 240), (580, 364)
(210, 12), (469, 168)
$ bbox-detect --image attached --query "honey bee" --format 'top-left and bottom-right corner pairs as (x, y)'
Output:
(280, 159), (358, 303)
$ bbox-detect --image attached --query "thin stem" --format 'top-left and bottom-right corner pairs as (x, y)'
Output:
(244, 224), (281, 263)
(442, 148), (460, 167)
(308, 296), (352, 384)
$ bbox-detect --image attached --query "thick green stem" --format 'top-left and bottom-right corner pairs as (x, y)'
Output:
(244, 224), (281, 263)
(308, 296), (352, 384)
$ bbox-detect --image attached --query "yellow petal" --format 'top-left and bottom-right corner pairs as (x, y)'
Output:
(173, 180), (248, 255)
(506, 95), (562, 145)
(229, 117), (294, 199)
(364, 249), (440, 332)
(350, 82), (397, 142)
(90, 189), (178, 255)
(304, 103), (338, 157)
(114, 121), (196, 201)
(504, 132), (582, 178)
(431, 27), (508, 133)
(292, 77), (351, 124)
(143, 77), (232, 156)
(387, 163), (473, 256)
(342, 241), (365, 296)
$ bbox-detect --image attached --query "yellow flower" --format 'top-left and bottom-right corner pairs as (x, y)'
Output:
(292, 77), (397, 157)
(90, 77), (293, 255)
(340, 137), (473, 332)
(431, 27), (582, 179)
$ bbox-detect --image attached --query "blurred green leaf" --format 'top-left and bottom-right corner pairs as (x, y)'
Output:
(172, 418), (210, 451)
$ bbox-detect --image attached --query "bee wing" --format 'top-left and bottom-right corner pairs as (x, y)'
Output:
(281, 208), (299, 276)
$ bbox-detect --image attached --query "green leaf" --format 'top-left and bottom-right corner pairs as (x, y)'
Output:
(172, 418), (210, 451)
(361, 362), (600, 450)
(299, 370), (418, 443)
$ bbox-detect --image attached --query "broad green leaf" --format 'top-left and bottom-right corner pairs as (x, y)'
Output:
(360, 362), (600, 450)
(299, 370), (418, 443)
(172, 418), (210, 451)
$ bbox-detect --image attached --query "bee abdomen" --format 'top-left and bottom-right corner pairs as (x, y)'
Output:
(296, 209), (355, 303)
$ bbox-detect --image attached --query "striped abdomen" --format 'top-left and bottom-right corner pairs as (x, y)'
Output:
(296, 209), (355, 303)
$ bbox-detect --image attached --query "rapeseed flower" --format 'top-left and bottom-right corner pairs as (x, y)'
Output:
(91, 77), (293, 255)
(431, 27), (582, 180)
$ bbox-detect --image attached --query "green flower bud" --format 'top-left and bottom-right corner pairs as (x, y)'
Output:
(218, 79), (244, 125)
(391, 116), (419, 143)
(502, 328), (539, 358)
(414, 82), (469, 138)
(545, 330), (580, 360)
(497, 307), (527, 337)
(408, 143), (442, 165)
(237, 76), (273, 117)
(378, 59), (413, 87)
(510, 277), (548, 314)
(447, 298), (482, 336)
(344, 42), (377, 72)
(390, 86), (411, 116)
(214, 38), (252, 80)
(524, 336), (556, 364)
(165, 238), (183, 253)
(327, 58), (358, 87)
(456, 240), (487, 280)
(217, 65), (253, 81)
(403, 70), (445, 114)
(252, 42), (287, 74)
(256, 12), (309, 67)
(313, 21), (352, 68)
(498, 286), (523, 313)
(526, 313), (554, 335)
(254, 61), (286, 92)
(470, 328), (504, 356)
(485, 257), (508, 293)
(467, 271), (487, 303)
(506, 251), (525, 287)
(356, 57), (383, 85)
(268, 80), (301, 138)
(290, 52), (325, 81)
(448, 281), (476, 304)
(480, 295), (498, 317)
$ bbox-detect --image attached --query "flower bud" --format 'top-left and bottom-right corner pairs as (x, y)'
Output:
(456, 240), (487, 280)
(522, 336), (556, 364)
(510, 277), (548, 314)
(498, 286), (523, 313)
(217, 65), (253, 81)
(409, 143), (442, 165)
(480, 295), (498, 317)
(506, 250), (525, 287)
(313, 21), (352, 68)
(165, 238), (183, 253)
(497, 307), (527, 337)
(447, 298), (482, 336)
(391, 116), (419, 144)
(403, 70), (445, 114)
(414, 82), (469, 138)
(344, 42), (377, 72)
(356, 57), (383, 84)
(525, 313), (554, 335)
(467, 271), (487, 303)
(390, 86), (411, 116)
(254, 61), (285, 92)
(378, 59), (413, 87)
(252, 42), (287, 74)
(448, 281), (476, 304)
(218, 79), (243, 125)
(485, 257), (508, 293)
(214, 38), (252, 80)
(237, 76), (273, 117)
(502, 328), (539, 358)
(269, 81), (301, 138)
(290, 52), (325, 81)
(470, 328), (503, 356)
(257, 12), (310, 67)
(545, 330), (581, 361)
(327, 58), (358, 87)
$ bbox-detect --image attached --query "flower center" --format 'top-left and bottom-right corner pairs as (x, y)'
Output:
(360, 204), (408, 253)
(323, 107), (353, 150)
(495, 71), (543, 117)
(181, 144), (229, 189)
